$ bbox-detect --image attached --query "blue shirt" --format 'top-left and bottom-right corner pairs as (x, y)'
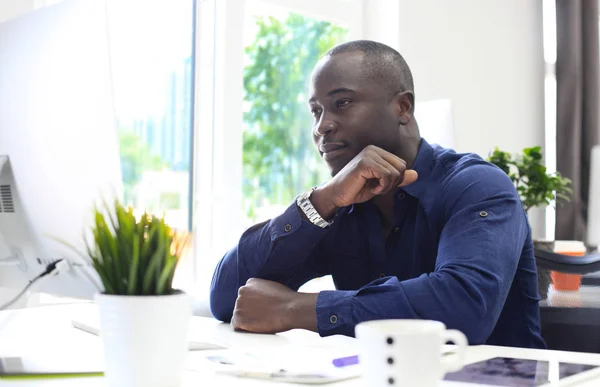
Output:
(210, 139), (546, 348)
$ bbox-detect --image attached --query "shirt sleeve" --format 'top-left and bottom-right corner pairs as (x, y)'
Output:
(209, 201), (331, 322)
(315, 163), (528, 344)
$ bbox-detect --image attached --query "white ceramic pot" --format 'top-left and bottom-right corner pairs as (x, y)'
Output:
(95, 291), (192, 387)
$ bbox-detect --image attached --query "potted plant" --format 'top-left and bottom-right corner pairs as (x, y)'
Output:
(81, 200), (191, 387)
(487, 146), (572, 299)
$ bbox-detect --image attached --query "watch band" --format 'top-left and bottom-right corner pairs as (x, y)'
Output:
(296, 187), (333, 228)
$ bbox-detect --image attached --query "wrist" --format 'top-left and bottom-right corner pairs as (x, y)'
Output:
(285, 292), (318, 332)
(310, 186), (339, 221)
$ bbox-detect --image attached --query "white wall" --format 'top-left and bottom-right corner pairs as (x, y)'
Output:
(0, 1), (66, 23)
(0, 0), (34, 22)
(363, 0), (546, 238)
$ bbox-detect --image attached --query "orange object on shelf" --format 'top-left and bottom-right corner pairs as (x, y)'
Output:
(551, 241), (585, 292)
(550, 272), (582, 291)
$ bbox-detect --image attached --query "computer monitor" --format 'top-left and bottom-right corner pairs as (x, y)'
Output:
(0, 0), (122, 305)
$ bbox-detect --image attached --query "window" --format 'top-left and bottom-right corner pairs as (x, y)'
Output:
(106, 0), (194, 230)
(193, 0), (363, 290)
(241, 1), (350, 226)
(105, 0), (196, 288)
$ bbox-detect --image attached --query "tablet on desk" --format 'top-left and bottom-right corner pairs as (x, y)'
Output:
(444, 357), (600, 386)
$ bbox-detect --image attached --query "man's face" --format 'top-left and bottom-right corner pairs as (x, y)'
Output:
(308, 51), (402, 176)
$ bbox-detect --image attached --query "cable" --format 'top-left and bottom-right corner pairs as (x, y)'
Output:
(0, 260), (65, 311)
(0, 278), (39, 311)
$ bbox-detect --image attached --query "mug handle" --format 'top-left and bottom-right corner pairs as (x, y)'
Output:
(440, 329), (468, 373)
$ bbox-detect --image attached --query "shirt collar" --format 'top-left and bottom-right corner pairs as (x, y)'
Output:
(400, 138), (435, 200)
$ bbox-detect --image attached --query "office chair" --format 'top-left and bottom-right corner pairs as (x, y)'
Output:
(535, 247), (600, 353)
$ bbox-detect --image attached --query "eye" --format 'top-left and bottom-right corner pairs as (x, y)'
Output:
(335, 99), (351, 109)
(310, 107), (322, 117)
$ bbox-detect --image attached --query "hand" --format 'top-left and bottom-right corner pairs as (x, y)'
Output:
(311, 145), (418, 219)
(231, 278), (318, 334)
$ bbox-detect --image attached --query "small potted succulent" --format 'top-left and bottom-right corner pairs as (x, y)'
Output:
(487, 146), (572, 299)
(82, 200), (191, 387)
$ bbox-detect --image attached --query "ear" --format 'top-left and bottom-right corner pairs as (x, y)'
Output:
(393, 91), (415, 126)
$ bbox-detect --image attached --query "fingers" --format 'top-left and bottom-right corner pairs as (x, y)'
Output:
(233, 283), (250, 331)
(231, 296), (252, 332)
(331, 145), (419, 206)
(398, 170), (418, 187)
(231, 314), (250, 332)
(370, 158), (401, 195)
(232, 278), (273, 333)
(368, 146), (418, 189)
(231, 300), (243, 330)
(378, 150), (407, 174)
(231, 314), (243, 331)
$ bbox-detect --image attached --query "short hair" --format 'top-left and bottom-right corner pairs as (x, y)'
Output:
(325, 40), (414, 98)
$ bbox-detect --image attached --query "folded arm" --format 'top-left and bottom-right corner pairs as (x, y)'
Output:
(209, 202), (330, 322)
(229, 165), (527, 343)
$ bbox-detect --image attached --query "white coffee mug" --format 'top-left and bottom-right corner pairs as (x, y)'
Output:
(355, 319), (468, 387)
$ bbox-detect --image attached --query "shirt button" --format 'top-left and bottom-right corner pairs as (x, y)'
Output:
(397, 193), (406, 200)
(379, 273), (386, 278)
(394, 227), (400, 233)
(329, 314), (338, 324)
(284, 224), (292, 232)
(479, 211), (488, 218)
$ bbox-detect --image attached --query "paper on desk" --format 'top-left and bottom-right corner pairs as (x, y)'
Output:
(202, 349), (361, 384)
(193, 334), (361, 385)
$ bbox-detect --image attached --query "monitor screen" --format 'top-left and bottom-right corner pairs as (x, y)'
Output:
(0, 0), (121, 302)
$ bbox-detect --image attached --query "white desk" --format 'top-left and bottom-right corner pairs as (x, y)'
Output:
(2, 303), (600, 386)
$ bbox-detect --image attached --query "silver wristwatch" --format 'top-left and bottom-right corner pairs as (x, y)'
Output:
(296, 187), (333, 228)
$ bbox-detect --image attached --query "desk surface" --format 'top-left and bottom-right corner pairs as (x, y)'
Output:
(2, 303), (600, 386)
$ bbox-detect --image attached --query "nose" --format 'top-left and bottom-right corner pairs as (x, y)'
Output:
(314, 115), (338, 138)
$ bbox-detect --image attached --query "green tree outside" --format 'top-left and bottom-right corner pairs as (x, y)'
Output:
(118, 130), (170, 204)
(242, 14), (346, 220)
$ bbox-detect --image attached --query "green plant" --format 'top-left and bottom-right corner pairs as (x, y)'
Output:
(84, 200), (186, 296)
(487, 146), (573, 213)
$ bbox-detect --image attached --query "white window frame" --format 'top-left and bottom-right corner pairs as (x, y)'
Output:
(542, 0), (557, 241)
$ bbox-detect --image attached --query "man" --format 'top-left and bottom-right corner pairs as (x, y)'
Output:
(209, 40), (545, 349)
